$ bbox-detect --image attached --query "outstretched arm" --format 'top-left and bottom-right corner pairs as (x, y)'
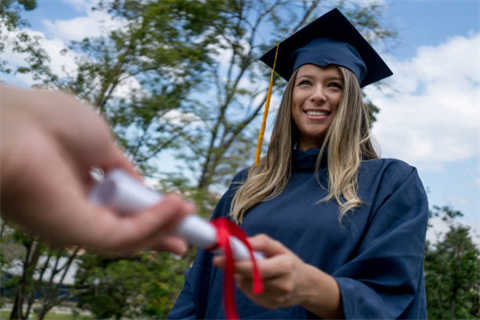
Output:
(0, 85), (194, 254)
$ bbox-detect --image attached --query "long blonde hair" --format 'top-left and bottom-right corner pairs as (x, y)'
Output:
(230, 66), (378, 223)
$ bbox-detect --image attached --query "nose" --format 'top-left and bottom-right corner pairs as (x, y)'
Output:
(309, 85), (327, 104)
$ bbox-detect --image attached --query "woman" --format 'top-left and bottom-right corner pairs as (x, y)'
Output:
(169, 9), (428, 319)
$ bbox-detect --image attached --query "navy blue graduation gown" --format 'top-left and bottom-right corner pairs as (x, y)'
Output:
(168, 149), (428, 319)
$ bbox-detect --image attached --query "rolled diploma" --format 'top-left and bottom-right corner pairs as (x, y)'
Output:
(90, 169), (264, 261)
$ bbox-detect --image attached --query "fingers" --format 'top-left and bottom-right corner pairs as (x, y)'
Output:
(212, 233), (302, 293)
(236, 273), (293, 296)
(148, 235), (187, 255)
(212, 233), (287, 264)
(106, 195), (195, 249)
(213, 252), (291, 280)
(48, 94), (141, 182)
(242, 256), (293, 280)
(248, 234), (288, 257)
(100, 144), (143, 181)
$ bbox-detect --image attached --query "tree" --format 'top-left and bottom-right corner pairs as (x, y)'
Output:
(0, 219), (23, 308)
(0, 0), (36, 28)
(31, 247), (81, 320)
(59, 0), (231, 176)
(425, 206), (480, 319)
(74, 252), (189, 319)
(0, 0), (56, 81)
(3, 229), (80, 320)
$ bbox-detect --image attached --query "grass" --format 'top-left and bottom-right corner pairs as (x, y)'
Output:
(0, 310), (92, 320)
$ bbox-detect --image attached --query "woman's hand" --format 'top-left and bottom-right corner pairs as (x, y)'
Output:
(213, 234), (309, 308)
(213, 233), (343, 317)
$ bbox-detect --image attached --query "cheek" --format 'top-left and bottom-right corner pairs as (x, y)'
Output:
(291, 94), (302, 120)
(291, 91), (301, 109)
(331, 94), (342, 113)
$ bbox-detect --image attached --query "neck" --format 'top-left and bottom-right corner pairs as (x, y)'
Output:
(297, 139), (324, 151)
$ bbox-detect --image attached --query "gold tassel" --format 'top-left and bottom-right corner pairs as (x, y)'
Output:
(255, 43), (280, 166)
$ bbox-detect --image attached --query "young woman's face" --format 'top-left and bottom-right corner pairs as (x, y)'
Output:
(291, 64), (343, 150)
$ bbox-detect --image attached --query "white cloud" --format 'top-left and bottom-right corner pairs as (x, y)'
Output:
(427, 215), (480, 249)
(426, 216), (449, 244)
(43, 4), (126, 42)
(368, 32), (480, 170)
(113, 76), (142, 99)
(164, 109), (202, 127)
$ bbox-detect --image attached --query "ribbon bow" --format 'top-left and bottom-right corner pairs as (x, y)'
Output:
(210, 218), (264, 320)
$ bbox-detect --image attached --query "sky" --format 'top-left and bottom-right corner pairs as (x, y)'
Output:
(366, 0), (480, 244)
(2, 0), (479, 245)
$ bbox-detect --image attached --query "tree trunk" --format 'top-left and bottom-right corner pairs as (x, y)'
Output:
(10, 240), (42, 320)
(10, 290), (25, 320)
(0, 220), (6, 238)
(37, 307), (49, 320)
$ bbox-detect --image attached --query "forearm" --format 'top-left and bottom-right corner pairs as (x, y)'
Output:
(298, 263), (344, 319)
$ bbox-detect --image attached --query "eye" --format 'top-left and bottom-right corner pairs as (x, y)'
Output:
(328, 81), (343, 89)
(297, 79), (312, 87)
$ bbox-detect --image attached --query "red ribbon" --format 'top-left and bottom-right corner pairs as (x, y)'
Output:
(210, 218), (264, 320)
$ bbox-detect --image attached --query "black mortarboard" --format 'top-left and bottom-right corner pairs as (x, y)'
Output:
(260, 8), (393, 87)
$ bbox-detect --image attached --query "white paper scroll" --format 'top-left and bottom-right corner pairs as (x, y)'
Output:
(90, 169), (264, 261)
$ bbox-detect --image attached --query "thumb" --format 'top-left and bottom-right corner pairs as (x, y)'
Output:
(100, 144), (142, 181)
(104, 195), (195, 251)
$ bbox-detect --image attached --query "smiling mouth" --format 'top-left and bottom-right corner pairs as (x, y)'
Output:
(305, 110), (329, 116)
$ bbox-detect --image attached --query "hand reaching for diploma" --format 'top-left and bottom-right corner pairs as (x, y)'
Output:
(213, 234), (344, 318)
(0, 85), (194, 255)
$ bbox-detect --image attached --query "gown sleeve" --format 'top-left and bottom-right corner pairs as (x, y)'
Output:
(333, 165), (428, 319)
(167, 169), (249, 319)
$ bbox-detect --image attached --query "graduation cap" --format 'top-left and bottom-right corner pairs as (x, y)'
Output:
(260, 8), (393, 87)
(254, 8), (392, 165)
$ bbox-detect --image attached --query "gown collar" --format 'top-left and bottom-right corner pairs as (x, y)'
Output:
(292, 148), (328, 171)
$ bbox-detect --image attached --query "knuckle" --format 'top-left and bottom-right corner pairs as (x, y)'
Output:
(257, 234), (269, 244)
(285, 259), (294, 270)
(161, 195), (184, 210)
(277, 280), (293, 294)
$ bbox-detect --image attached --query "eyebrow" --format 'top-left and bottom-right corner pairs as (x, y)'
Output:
(296, 74), (344, 82)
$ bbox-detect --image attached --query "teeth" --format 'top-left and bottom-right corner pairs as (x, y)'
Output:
(306, 111), (327, 116)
